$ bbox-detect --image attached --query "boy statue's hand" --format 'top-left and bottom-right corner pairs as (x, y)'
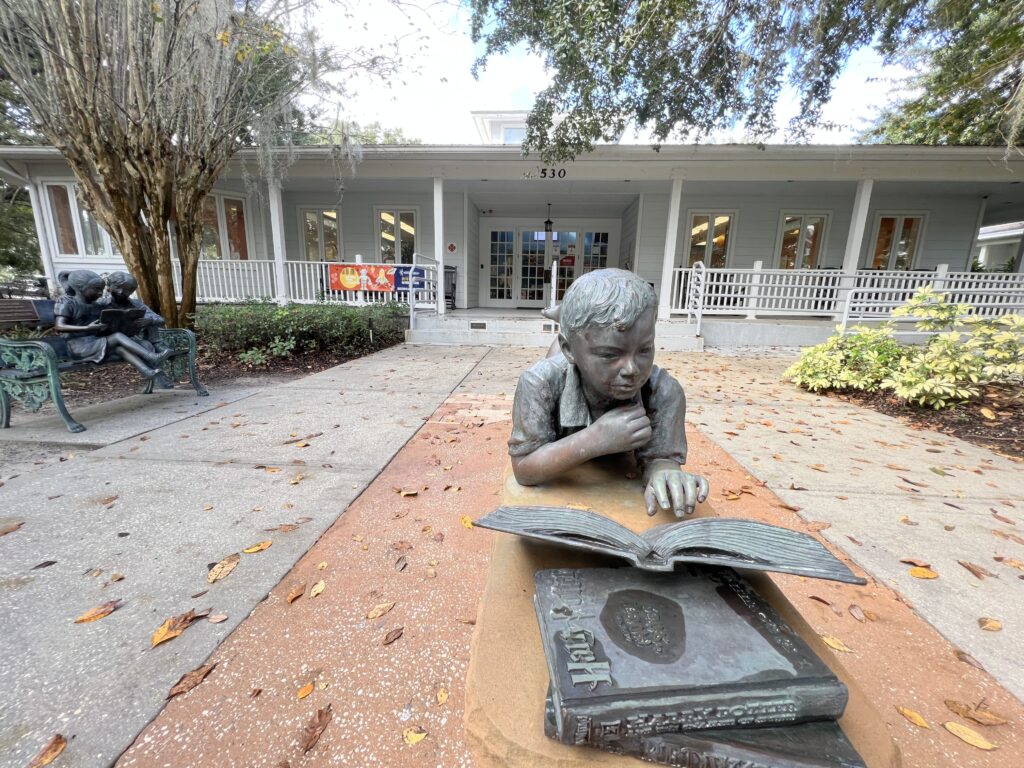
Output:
(590, 402), (653, 455)
(644, 462), (710, 517)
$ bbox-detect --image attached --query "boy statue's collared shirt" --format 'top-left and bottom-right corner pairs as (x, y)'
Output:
(508, 353), (688, 471)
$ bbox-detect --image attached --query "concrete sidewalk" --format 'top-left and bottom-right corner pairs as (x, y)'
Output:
(0, 345), (509, 768)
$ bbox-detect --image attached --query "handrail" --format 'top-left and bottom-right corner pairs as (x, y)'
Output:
(839, 285), (1024, 333)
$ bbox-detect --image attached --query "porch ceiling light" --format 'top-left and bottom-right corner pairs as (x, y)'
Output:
(544, 203), (553, 234)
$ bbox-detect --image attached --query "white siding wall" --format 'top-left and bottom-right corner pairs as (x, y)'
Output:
(864, 195), (978, 271)
(338, 191), (435, 262)
(635, 194), (670, 296)
(620, 196), (640, 272)
(466, 199), (480, 308)
(441, 190), (466, 307)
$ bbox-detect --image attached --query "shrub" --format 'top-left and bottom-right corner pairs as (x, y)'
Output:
(890, 285), (971, 332)
(962, 314), (1024, 383)
(194, 302), (407, 357)
(238, 348), (269, 366)
(881, 332), (986, 409)
(783, 324), (903, 393)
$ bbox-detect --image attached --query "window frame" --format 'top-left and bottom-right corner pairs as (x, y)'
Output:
(773, 211), (831, 270)
(868, 211), (928, 270)
(41, 180), (120, 259)
(296, 206), (343, 262)
(201, 192), (254, 261)
(373, 205), (420, 264)
(683, 209), (738, 268)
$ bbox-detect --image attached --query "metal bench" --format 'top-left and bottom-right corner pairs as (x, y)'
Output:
(0, 300), (208, 433)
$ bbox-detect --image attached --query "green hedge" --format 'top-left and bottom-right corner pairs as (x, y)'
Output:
(193, 302), (408, 358)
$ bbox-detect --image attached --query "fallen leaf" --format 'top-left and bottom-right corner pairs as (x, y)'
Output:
(266, 523), (298, 533)
(899, 515), (919, 526)
(896, 706), (929, 729)
(202, 504), (214, 512)
(820, 635), (853, 653)
(460, 515), (474, 529)
(997, 557), (1024, 572)
(74, 599), (123, 624)
(779, 503), (801, 512)
(399, 489), (418, 497)
(207, 613), (228, 623)
(243, 540), (272, 554)
(980, 407), (997, 420)
(789, 483), (808, 491)
(191, 589), (208, 599)
(958, 561), (995, 580)
(98, 494), (119, 505)
(32, 560), (57, 570)
(167, 663), (217, 699)
(383, 627), (404, 645)
(109, 573), (124, 583)
(207, 553), (241, 583)
(955, 649), (985, 670)
(289, 473), (304, 485)
(809, 463), (828, 472)
(261, 466), (282, 474)
(27, 734), (66, 767)
(978, 617), (1002, 631)
(900, 557), (931, 567)
(930, 466), (950, 477)
(849, 604), (867, 623)
(991, 510), (1016, 525)
(152, 609), (199, 647)
(392, 540), (414, 552)
(316, 561), (328, 570)
(250, 688), (262, 698)
(909, 566), (939, 579)
(886, 463), (911, 471)
(297, 681), (314, 699)
(287, 583), (306, 603)
(0, 521), (24, 537)
(943, 721), (998, 751)
(436, 687), (449, 705)
(432, 532), (445, 543)
(898, 476), (929, 488)
(394, 556), (408, 572)
(808, 595), (842, 616)
(992, 529), (1024, 545)
(301, 704), (333, 753)
(309, 580), (326, 598)
(426, 567), (437, 578)
(403, 725), (428, 745)
(945, 699), (1009, 726)
(366, 601), (396, 620)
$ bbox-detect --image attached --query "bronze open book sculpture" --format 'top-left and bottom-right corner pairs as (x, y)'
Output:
(475, 505), (865, 585)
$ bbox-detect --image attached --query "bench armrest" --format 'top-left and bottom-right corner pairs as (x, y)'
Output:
(157, 327), (197, 355)
(0, 337), (59, 373)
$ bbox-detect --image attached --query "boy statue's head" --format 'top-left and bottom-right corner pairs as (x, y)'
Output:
(105, 271), (138, 301)
(558, 268), (658, 403)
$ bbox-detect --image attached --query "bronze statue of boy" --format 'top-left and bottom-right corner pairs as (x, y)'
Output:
(509, 268), (709, 516)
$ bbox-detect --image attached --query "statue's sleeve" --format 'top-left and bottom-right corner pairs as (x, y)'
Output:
(507, 366), (560, 458)
(53, 297), (75, 320)
(132, 297), (164, 326)
(636, 368), (688, 469)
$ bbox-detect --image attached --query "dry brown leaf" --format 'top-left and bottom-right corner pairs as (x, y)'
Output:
(289, 473), (304, 485)
(309, 580), (326, 598)
(207, 553), (240, 583)
(403, 725), (428, 745)
(262, 466), (282, 474)
(997, 557), (1024, 573)
(900, 557), (931, 567)
(992, 529), (1024, 545)
(297, 681), (314, 699)
(366, 601), (396, 620)
(27, 734), (66, 767)
(436, 687), (449, 705)
(426, 566), (437, 578)
(460, 515), (474, 529)
(978, 617), (1002, 631)
(109, 573), (124, 583)
(243, 540), (272, 554)
(392, 540), (414, 551)
(896, 706), (930, 729)
(820, 635), (853, 653)
(944, 700), (1009, 726)
(809, 463), (828, 472)
(886, 463), (912, 471)
(958, 561), (995, 580)
(899, 515), (919, 526)
(991, 510), (1016, 525)
(0, 521), (24, 537)
(909, 566), (939, 579)
(943, 721), (998, 751)
(301, 704), (333, 753)
(316, 561), (328, 570)
(152, 610), (198, 647)
(395, 555), (408, 572)
(980, 407), (997, 420)
(287, 583), (306, 604)
(383, 627), (404, 645)
(207, 613), (228, 623)
(167, 663), (217, 699)
(399, 489), (418, 497)
(74, 599), (123, 624)
(955, 649), (986, 670)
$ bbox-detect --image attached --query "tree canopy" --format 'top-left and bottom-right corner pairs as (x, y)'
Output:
(0, 0), (398, 325)
(865, 0), (1023, 146)
(469, 0), (1022, 160)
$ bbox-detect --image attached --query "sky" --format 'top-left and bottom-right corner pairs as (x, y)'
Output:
(313, 0), (913, 146)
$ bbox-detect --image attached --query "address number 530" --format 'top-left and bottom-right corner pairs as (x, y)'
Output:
(539, 168), (567, 178)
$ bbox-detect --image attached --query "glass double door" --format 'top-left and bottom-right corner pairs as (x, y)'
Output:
(485, 227), (613, 308)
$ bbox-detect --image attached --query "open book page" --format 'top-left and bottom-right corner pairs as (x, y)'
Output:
(478, 506), (650, 556)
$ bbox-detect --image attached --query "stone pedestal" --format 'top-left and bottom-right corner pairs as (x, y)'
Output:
(464, 459), (901, 767)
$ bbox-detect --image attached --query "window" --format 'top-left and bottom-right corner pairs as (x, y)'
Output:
(377, 208), (416, 263)
(45, 182), (119, 258)
(301, 209), (341, 262)
(502, 126), (526, 144)
(871, 214), (924, 270)
(201, 195), (251, 260)
(687, 213), (733, 268)
(582, 231), (610, 273)
(777, 213), (828, 270)
(488, 229), (514, 301)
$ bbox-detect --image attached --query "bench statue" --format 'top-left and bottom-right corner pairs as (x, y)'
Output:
(0, 269), (207, 433)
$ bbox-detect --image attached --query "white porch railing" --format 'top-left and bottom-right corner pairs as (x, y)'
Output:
(172, 258), (438, 310)
(671, 262), (1024, 328)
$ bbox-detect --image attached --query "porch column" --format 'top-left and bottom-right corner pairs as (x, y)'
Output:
(835, 179), (873, 320)
(968, 196), (988, 269)
(268, 181), (288, 305)
(25, 181), (57, 292)
(841, 179), (874, 273)
(434, 177), (445, 315)
(657, 178), (684, 321)
(1013, 235), (1024, 273)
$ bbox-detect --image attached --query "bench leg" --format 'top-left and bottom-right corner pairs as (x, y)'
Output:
(188, 361), (209, 397)
(47, 369), (85, 433)
(0, 385), (9, 429)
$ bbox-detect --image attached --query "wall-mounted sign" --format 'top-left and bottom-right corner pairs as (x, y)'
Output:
(447, 242), (457, 253)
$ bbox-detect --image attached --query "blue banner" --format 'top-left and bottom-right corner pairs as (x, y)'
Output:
(394, 266), (426, 290)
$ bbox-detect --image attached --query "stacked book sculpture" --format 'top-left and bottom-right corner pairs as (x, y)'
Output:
(475, 506), (868, 767)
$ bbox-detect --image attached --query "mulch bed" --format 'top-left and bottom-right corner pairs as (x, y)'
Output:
(835, 383), (1024, 461)
(58, 347), (353, 408)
